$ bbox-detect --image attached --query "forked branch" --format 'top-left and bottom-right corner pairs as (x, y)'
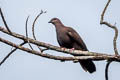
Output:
(100, 0), (119, 80)
(100, 0), (119, 56)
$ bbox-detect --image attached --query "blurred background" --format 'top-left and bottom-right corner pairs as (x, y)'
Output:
(0, 0), (120, 80)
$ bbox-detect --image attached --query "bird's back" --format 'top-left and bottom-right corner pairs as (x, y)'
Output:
(65, 27), (88, 51)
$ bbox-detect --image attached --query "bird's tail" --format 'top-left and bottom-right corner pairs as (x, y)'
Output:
(79, 60), (96, 73)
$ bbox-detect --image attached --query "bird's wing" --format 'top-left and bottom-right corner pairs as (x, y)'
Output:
(66, 27), (88, 51)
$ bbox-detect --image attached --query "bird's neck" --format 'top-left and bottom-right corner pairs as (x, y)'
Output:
(54, 22), (64, 28)
(55, 25), (65, 35)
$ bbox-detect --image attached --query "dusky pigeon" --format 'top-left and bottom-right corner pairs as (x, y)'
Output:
(49, 18), (96, 73)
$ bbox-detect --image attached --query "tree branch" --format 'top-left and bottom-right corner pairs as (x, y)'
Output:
(0, 37), (95, 61)
(0, 42), (26, 66)
(25, 16), (34, 50)
(1, 26), (117, 57)
(100, 0), (119, 80)
(0, 31), (120, 62)
(105, 61), (112, 80)
(100, 0), (119, 55)
(32, 10), (47, 52)
(0, 8), (12, 34)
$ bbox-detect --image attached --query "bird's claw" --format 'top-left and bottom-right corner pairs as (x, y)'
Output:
(69, 48), (75, 52)
(61, 47), (66, 51)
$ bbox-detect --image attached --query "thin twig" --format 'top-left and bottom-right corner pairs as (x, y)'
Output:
(0, 41), (26, 66)
(25, 16), (34, 50)
(100, 0), (119, 55)
(105, 61), (112, 80)
(100, 0), (111, 24)
(32, 10), (48, 51)
(0, 8), (12, 34)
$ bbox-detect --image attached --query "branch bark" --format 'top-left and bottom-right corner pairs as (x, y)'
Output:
(0, 27), (120, 62)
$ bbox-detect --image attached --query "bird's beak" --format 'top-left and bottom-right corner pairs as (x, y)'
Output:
(48, 20), (52, 23)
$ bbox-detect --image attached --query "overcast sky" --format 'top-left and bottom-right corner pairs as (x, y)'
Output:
(0, 0), (120, 80)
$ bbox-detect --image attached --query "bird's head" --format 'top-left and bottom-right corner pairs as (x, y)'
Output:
(48, 18), (61, 25)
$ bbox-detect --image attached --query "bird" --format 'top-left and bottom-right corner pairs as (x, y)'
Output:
(48, 18), (96, 73)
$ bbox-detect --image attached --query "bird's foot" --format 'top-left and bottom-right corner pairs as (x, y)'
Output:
(61, 47), (66, 51)
(71, 48), (75, 50)
(69, 48), (75, 52)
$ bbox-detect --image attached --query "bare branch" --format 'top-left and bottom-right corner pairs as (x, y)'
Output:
(0, 26), (116, 57)
(0, 42), (26, 66)
(32, 10), (48, 51)
(0, 37), (92, 61)
(100, 0), (119, 55)
(0, 8), (12, 34)
(32, 10), (45, 40)
(105, 61), (112, 80)
(25, 16), (34, 50)
(0, 33), (120, 62)
(100, 0), (119, 80)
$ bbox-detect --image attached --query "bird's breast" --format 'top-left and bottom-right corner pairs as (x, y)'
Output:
(56, 32), (73, 48)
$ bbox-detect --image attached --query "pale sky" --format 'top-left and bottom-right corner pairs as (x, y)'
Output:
(0, 0), (120, 80)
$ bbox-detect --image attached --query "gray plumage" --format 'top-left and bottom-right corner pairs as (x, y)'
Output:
(49, 18), (96, 73)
